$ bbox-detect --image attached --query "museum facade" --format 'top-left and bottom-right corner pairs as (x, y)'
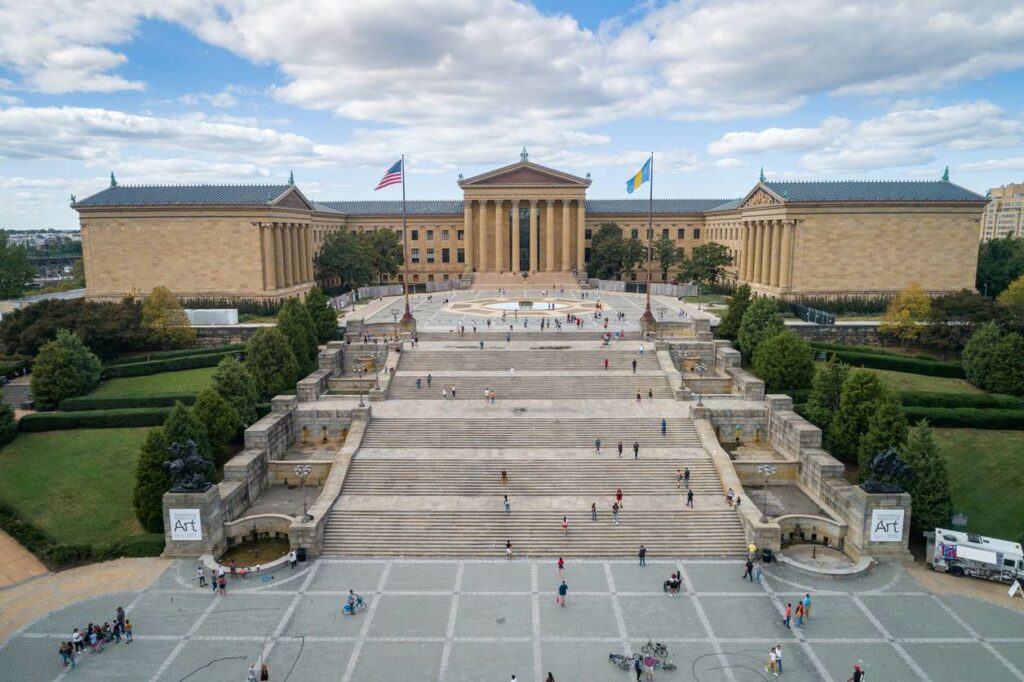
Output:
(73, 153), (986, 301)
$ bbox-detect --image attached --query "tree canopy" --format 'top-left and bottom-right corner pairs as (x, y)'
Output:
(977, 237), (1024, 298)
(587, 223), (645, 280)
(211, 355), (259, 426)
(715, 283), (751, 339)
(0, 232), (37, 299)
(29, 328), (102, 409)
(920, 289), (1002, 354)
(246, 328), (299, 400)
(0, 298), (147, 358)
(736, 297), (784, 357)
(677, 243), (732, 285)
(997, 274), (1024, 328)
(654, 235), (683, 281)
(752, 331), (815, 391)
(901, 420), (954, 534)
(364, 229), (404, 284)
(879, 282), (931, 345)
(132, 427), (171, 533)
(277, 297), (320, 376)
(804, 356), (850, 439)
(304, 287), (338, 343)
(141, 286), (196, 350)
(193, 388), (241, 457)
(828, 369), (890, 464)
(314, 229), (404, 291)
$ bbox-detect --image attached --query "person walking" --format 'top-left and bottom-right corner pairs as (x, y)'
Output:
(847, 664), (864, 682)
(765, 647), (777, 677)
(648, 388), (654, 401)
(248, 663), (258, 682)
(775, 644), (783, 675)
(742, 558), (754, 582)
(794, 601), (804, 628)
(442, 386), (448, 400)
(661, 418), (667, 435)
(484, 387), (490, 402)
(289, 549), (297, 569)
(217, 572), (227, 596)
(72, 628), (83, 654)
(675, 469), (683, 488)
(633, 655), (644, 682)
(638, 545), (647, 566)
(604, 358), (609, 370)
(561, 516), (569, 535)
(416, 377), (422, 390)
(595, 438), (602, 454)
(617, 440), (624, 457)
(686, 489), (694, 508)
(59, 641), (71, 667)
(506, 540), (513, 560)
(501, 470), (508, 486)
(451, 384), (457, 400)
(616, 488), (623, 509)
(803, 593), (812, 620)
(683, 467), (690, 488)
(124, 619), (133, 643)
(612, 502), (620, 524)
(557, 580), (568, 607)
(632, 358), (637, 374)
(633, 441), (640, 459)
(427, 373), (432, 387)
(504, 495), (511, 515)
(783, 603), (792, 628)
(197, 566), (207, 587)
(636, 391), (642, 404)
(116, 606), (126, 636)
(546, 673), (555, 682)
(643, 653), (656, 680)
(591, 502), (597, 521)
(754, 561), (764, 584)
(557, 556), (565, 578)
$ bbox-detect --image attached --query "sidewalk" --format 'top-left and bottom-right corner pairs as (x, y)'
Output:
(0, 530), (46, 589)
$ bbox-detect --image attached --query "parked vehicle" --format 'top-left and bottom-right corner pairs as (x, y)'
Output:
(926, 528), (1024, 584)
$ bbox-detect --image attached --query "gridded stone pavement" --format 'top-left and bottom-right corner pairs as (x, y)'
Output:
(3, 558), (1024, 681)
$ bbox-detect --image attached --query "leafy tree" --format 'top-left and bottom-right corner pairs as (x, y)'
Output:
(314, 229), (375, 290)
(920, 289), (1002, 355)
(163, 401), (214, 466)
(804, 356), (850, 436)
(829, 369), (889, 464)
(193, 388), (241, 456)
(211, 355), (259, 426)
(69, 258), (86, 288)
(30, 328), (102, 409)
(0, 231), (37, 298)
(588, 223), (625, 279)
(141, 286), (196, 349)
(856, 393), (909, 477)
(736, 297), (784, 357)
(961, 321), (1003, 389)
(880, 282), (931, 346)
(716, 283), (751, 339)
(752, 331), (815, 391)
(654, 235), (682, 281)
(305, 287), (338, 343)
(0, 298), (146, 358)
(997, 274), (1024, 326)
(620, 238), (647, 280)
(132, 427), (170, 533)
(902, 420), (954, 534)
(364, 229), (404, 284)
(977, 237), (1024, 298)
(246, 328), (299, 400)
(984, 332), (1024, 396)
(678, 243), (733, 285)
(277, 298), (319, 375)
(0, 403), (17, 447)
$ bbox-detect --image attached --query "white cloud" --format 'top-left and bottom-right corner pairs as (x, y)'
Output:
(708, 118), (849, 155)
(959, 157), (1024, 172)
(714, 158), (746, 169)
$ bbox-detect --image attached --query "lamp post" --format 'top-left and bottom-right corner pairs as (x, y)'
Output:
(757, 463), (777, 523)
(356, 364), (366, 408)
(374, 353), (382, 390)
(293, 463), (312, 522)
(697, 284), (702, 311)
(694, 362), (707, 407)
(656, 306), (666, 341)
(390, 309), (400, 340)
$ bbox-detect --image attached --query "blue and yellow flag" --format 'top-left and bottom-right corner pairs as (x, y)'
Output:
(626, 157), (651, 194)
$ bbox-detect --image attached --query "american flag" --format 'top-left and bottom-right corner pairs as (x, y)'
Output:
(374, 159), (403, 190)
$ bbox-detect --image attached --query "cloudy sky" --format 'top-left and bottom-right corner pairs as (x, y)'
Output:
(2, 0), (1024, 228)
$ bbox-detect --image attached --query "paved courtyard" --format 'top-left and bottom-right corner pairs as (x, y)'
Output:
(2, 557), (1024, 681)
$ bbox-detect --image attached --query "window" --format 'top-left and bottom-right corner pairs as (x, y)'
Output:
(457, 229), (464, 240)
(662, 229), (669, 238)
(428, 274), (434, 282)
(457, 248), (465, 264)
(411, 229), (419, 241)
(427, 248), (435, 263)
(426, 229), (434, 241)
(630, 272), (637, 281)
(412, 274), (419, 282)
(693, 228), (701, 239)
(411, 248), (420, 263)
(677, 228), (685, 239)
(584, 228), (592, 239)
(441, 229), (449, 240)
(398, 230), (404, 241)
(630, 228), (639, 240)
(442, 248), (450, 263)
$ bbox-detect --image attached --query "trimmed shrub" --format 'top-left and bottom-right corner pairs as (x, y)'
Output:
(903, 407), (1024, 430)
(59, 393), (197, 411)
(30, 329), (103, 408)
(817, 349), (963, 378)
(211, 356), (259, 426)
(752, 331), (815, 390)
(246, 328), (299, 400)
(18, 407), (173, 431)
(108, 344), (245, 366)
(808, 342), (938, 361)
(133, 427), (170, 533)
(0, 403), (17, 447)
(103, 351), (236, 378)
(179, 297), (282, 317)
(897, 391), (1024, 410)
(737, 298), (784, 357)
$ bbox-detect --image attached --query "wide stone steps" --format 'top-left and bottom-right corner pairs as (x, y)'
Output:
(398, 350), (661, 372)
(342, 459), (722, 495)
(359, 418), (701, 448)
(387, 374), (675, 400)
(322, 510), (746, 557)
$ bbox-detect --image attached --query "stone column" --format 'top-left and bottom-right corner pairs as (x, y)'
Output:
(478, 200), (489, 271)
(278, 224), (290, 287)
(261, 224), (276, 290)
(545, 199), (555, 272)
(529, 199), (539, 272)
(779, 220), (795, 289)
(463, 200), (474, 272)
(576, 199), (587, 272)
(511, 199), (521, 273)
(752, 221), (764, 284)
(769, 220), (782, 287)
(303, 226), (313, 282)
(561, 200), (571, 272)
(494, 199), (504, 272)
(297, 226), (307, 282)
(293, 225), (303, 283)
(759, 221), (772, 285)
(737, 223), (747, 281)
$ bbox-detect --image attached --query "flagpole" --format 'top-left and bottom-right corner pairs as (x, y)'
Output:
(641, 152), (655, 325)
(400, 153), (414, 325)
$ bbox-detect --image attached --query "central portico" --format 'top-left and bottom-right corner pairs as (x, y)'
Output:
(459, 148), (590, 274)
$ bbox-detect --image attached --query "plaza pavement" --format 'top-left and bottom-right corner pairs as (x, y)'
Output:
(3, 557), (1024, 681)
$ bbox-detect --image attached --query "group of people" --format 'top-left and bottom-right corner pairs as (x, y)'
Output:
(725, 487), (742, 509)
(782, 593), (813, 629)
(61, 607), (131, 669)
(594, 439), (642, 458)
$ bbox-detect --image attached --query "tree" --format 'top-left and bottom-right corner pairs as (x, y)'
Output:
(856, 393), (909, 477)
(961, 321), (1003, 389)
(984, 332), (1024, 396)
(314, 229), (375, 290)
(920, 289), (1002, 355)
(30, 329), (102, 409)
(277, 297), (319, 376)
(0, 403), (17, 447)
(211, 355), (259, 426)
(587, 223), (625, 279)
(716, 283), (751, 339)
(880, 282), (931, 346)
(829, 369), (889, 464)
(246, 328), (299, 400)
(736, 297), (784, 357)
(997, 274), (1024, 326)
(654, 235), (682, 281)
(304, 287), (338, 343)
(678, 243), (732, 285)
(132, 427), (170, 533)
(977, 237), (1024, 298)
(364, 229), (404, 284)
(69, 258), (86, 288)
(902, 420), (954, 534)
(163, 401), (214, 466)
(193, 388), (241, 456)
(0, 298), (147, 358)
(620, 238), (647, 280)
(141, 286), (196, 349)
(752, 331), (815, 391)
(804, 356), (850, 436)
(0, 231), (37, 298)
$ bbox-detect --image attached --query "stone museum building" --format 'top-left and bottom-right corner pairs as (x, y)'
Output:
(73, 152), (986, 300)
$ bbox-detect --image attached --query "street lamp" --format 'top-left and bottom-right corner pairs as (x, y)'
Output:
(697, 284), (702, 311)
(356, 364), (366, 407)
(757, 463), (777, 523)
(656, 306), (667, 341)
(374, 353), (382, 390)
(293, 463), (312, 522)
(694, 362), (708, 407)
(390, 309), (400, 340)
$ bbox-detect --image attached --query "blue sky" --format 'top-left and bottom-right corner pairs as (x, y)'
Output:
(2, 0), (1024, 228)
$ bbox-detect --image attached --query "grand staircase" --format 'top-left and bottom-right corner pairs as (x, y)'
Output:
(386, 374), (675, 400)
(398, 349), (661, 372)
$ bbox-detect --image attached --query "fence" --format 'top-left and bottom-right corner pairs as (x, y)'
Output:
(788, 302), (836, 326)
(587, 280), (698, 297)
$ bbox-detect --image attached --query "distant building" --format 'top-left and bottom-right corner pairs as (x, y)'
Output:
(981, 183), (1024, 241)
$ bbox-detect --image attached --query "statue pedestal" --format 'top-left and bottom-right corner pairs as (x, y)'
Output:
(844, 486), (913, 563)
(162, 486), (226, 558)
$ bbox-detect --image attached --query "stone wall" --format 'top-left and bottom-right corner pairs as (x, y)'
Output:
(195, 325), (265, 346)
(297, 369), (333, 402)
(706, 405), (767, 445)
(787, 323), (881, 346)
(245, 399), (297, 459)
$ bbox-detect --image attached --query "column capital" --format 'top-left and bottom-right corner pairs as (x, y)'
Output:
(546, 198), (554, 207)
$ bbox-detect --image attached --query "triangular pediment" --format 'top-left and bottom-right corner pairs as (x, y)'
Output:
(739, 184), (783, 208)
(271, 185), (315, 211)
(460, 161), (591, 188)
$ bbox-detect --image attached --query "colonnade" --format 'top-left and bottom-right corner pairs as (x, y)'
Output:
(259, 222), (314, 290)
(463, 197), (585, 273)
(738, 219), (796, 289)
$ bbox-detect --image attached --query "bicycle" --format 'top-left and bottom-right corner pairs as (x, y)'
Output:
(642, 639), (669, 658)
(342, 595), (367, 615)
(608, 652), (635, 671)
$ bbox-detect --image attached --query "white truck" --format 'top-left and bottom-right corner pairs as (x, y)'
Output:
(926, 528), (1024, 584)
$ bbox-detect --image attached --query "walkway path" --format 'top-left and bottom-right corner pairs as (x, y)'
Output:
(0, 530), (46, 589)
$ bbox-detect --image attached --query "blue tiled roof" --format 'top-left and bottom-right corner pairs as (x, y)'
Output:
(318, 200), (464, 216)
(762, 180), (985, 203)
(74, 184), (293, 207)
(705, 198), (743, 212)
(586, 199), (734, 215)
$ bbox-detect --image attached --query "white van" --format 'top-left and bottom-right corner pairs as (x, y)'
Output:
(926, 528), (1024, 584)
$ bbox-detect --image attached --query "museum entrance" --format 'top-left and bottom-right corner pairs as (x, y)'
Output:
(513, 205), (531, 272)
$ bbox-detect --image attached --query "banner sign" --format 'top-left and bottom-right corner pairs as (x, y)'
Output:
(870, 509), (905, 542)
(169, 508), (203, 541)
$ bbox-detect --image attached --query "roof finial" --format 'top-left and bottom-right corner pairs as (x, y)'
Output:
(288, 169), (295, 185)
(759, 167), (766, 183)
(70, 194), (76, 205)
(941, 165), (949, 182)
(521, 146), (529, 162)
(110, 172), (118, 188)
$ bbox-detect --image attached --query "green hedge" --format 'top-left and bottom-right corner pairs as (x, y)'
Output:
(904, 407), (1024, 430)
(18, 407), (172, 432)
(816, 348), (964, 378)
(809, 342), (938, 361)
(899, 391), (1024, 410)
(58, 393), (197, 411)
(179, 297), (282, 316)
(107, 343), (245, 367)
(103, 351), (238, 378)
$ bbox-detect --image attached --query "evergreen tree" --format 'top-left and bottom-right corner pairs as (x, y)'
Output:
(246, 328), (299, 400)
(141, 286), (196, 349)
(961, 321), (1003, 388)
(193, 388), (242, 455)
(677, 243), (733, 285)
(856, 393), (909, 478)
(804, 356), (850, 435)
(132, 427), (171, 533)
(304, 287), (338, 343)
(752, 331), (815, 390)
(211, 355), (259, 426)
(716, 283), (751, 339)
(30, 328), (102, 409)
(0, 403), (17, 447)
(277, 298), (319, 375)
(829, 369), (888, 464)
(902, 420), (954, 534)
(984, 332), (1024, 396)
(163, 401), (214, 466)
(736, 297), (784, 357)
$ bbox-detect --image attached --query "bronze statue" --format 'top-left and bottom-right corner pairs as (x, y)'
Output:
(163, 440), (213, 492)
(861, 446), (914, 494)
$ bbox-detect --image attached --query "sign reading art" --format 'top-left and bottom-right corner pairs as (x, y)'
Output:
(169, 508), (203, 541)
(870, 509), (904, 542)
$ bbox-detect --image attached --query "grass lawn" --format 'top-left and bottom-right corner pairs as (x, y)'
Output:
(865, 367), (982, 395)
(0, 428), (152, 545)
(932, 428), (1024, 541)
(91, 366), (216, 398)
